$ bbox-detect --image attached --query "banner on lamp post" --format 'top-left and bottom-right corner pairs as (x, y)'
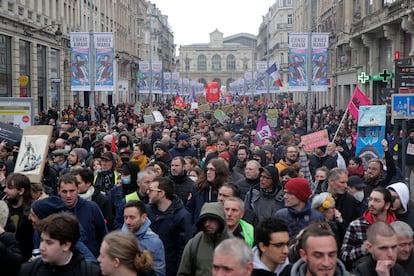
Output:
(70, 32), (91, 91)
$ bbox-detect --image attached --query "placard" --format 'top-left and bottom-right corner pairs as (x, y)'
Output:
(14, 125), (53, 184)
(198, 104), (210, 114)
(301, 129), (329, 151)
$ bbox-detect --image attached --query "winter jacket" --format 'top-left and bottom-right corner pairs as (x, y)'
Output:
(353, 254), (409, 276)
(170, 173), (194, 205)
(273, 201), (325, 240)
(147, 195), (192, 276)
(0, 231), (24, 276)
(236, 177), (260, 201)
(244, 186), (284, 223)
(290, 258), (351, 276)
(168, 145), (196, 159)
(251, 246), (290, 276)
(122, 217), (166, 276)
(177, 202), (232, 276)
(186, 185), (219, 226)
(17, 249), (101, 276)
(69, 196), (108, 257)
(112, 189), (149, 230)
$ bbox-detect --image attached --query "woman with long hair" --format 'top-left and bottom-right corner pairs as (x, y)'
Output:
(98, 231), (154, 276)
(186, 158), (229, 225)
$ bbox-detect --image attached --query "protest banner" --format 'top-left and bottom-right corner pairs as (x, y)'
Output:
(301, 129), (330, 151)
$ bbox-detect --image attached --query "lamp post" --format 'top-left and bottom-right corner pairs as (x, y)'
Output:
(266, 13), (271, 101)
(89, 0), (96, 121)
(306, 0), (313, 133)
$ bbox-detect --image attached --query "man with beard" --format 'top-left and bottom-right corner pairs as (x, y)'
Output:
(317, 168), (362, 242)
(170, 156), (194, 204)
(363, 139), (397, 202)
(146, 176), (192, 276)
(353, 222), (408, 276)
(93, 151), (117, 195)
(275, 145), (299, 174)
(341, 188), (396, 268)
(122, 200), (165, 276)
(236, 160), (261, 201)
(177, 202), (232, 276)
(387, 182), (414, 229)
(152, 143), (172, 167)
(233, 146), (249, 176)
(391, 221), (414, 275)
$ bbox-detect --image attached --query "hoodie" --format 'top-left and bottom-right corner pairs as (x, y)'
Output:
(290, 258), (351, 276)
(177, 202), (232, 276)
(252, 246), (290, 276)
(122, 217), (165, 276)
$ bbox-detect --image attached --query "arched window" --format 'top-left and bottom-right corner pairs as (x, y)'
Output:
(226, 54), (236, 71)
(212, 55), (221, 71)
(197, 55), (206, 71)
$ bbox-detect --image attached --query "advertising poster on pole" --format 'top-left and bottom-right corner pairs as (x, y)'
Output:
(171, 72), (180, 95)
(95, 32), (114, 91)
(311, 33), (329, 92)
(255, 61), (267, 94)
(244, 71), (253, 95)
(70, 32), (90, 91)
(288, 33), (307, 92)
(163, 72), (172, 95)
(138, 61), (150, 94)
(356, 105), (387, 166)
(152, 61), (162, 94)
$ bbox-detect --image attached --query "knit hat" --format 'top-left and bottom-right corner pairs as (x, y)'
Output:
(311, 192), (335, 212)
(262, 145), (275, 153)
(218, 151), (230, 163)
(387, 182), (409, 213)
(0, 200), (9, 228)
(178, 133), (190, 142)
(284, 178), (311, 202)
(206, 146), (217, 152)
(31, 196), (66, 219)
(154, 143), (168, 153)
(71, 148), (88, 162)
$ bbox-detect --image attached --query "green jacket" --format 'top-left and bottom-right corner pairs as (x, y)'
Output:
(240, 219), (254, 247)
(177, 202), (232, 276)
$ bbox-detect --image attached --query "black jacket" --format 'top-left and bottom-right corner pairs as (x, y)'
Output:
(0, 231), (24, 276)
(353, 255), (409, 276)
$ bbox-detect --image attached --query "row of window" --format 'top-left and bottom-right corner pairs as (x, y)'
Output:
(186, 54), (238, 71)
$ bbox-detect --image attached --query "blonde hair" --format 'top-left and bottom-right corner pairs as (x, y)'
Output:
(103, 231), (153, 273)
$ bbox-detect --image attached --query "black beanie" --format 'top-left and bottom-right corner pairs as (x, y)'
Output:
(31, 196), (66, 219)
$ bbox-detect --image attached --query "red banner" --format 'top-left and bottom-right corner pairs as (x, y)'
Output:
(205, 82), (220, 103)
(347, 86), (371, 121)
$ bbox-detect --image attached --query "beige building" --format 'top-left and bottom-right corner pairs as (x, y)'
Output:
(0, 0), (175, 115)
(177, 29), (256, 89)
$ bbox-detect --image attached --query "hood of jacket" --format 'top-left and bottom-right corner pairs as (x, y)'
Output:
(196, 202), (226, 234)
(121, 216), (152, 239)
(252, 246), (289, 274)
(387, 182), (409, 213)
(362, 209), (396, 224)
(290, 258), (349, 276)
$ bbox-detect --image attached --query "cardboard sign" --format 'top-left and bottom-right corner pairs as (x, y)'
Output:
(152, 111), (164, 123)
(198, 104), (210, 114)
(301, 129), (330, 151)
(143, 115), (155, 125)
(222, 105), (235, 114)
(14, 125), (52, 184)
(0, 121), (23, 146)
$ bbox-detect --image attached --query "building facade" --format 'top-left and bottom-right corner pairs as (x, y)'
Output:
(177, 29), (256, 90)
(0, 0), (175, 115)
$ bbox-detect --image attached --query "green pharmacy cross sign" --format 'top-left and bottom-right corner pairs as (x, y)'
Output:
(379, 69), (393, 82)
(358, 72), (370, 84)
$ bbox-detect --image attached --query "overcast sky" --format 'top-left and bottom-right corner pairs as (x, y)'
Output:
(150, 0), (275, 49)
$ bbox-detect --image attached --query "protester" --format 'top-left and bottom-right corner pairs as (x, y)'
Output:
(213, 238), (253, 276)
(387, 182), (414, 230)
(223, 197), (254, 247)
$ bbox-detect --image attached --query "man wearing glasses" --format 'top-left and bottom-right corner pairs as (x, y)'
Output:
(341, 188), (396, 269)
(146, 176), (192, 276)
(251, 217), (291, 275)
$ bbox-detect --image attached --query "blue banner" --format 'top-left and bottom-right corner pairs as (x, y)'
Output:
(70, 33), (90, 91)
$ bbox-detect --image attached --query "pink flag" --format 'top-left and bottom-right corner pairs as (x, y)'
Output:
(347, 86), (371, 121)
(254, 116), (278, 145)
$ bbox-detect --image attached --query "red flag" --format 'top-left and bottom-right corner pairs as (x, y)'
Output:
(111, 134), (117, 153)
(347, 86), (371, 121)
(174, 94), (186, 110)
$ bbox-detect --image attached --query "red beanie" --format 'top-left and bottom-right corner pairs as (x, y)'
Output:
(218, 151), (230, 163)
(284, 178), (311, 202)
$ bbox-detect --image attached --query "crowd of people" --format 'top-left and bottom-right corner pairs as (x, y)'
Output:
(0, 98), (414, 276)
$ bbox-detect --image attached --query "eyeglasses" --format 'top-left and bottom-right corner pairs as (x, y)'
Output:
(268, 242), (289, 248)
(260, 174), (273, 180)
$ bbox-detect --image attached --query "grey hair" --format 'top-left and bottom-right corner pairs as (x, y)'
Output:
(137, 168), (156, 181)
(246, 160), (261, 169)
(391, 221), (414, 238)
(214, 238), (253, 269)
(327, 168), (348, 181)
(224, 196), (245, 211)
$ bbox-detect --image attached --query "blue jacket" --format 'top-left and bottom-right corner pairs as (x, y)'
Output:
(168, 145), (196, 159)
(273, 201), (324, 240)
(146, 195), (192, 276)
(70, 196), (108, 257)
(122, 218), (165, 276)
(186, 186), (218, 227)
(112, 190), (149, 230)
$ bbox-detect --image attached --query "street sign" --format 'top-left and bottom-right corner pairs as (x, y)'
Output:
(391, 93), (414, 120)
(395, 64), (414, 89)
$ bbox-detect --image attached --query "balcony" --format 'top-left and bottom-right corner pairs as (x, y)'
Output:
(277, 23), (292, 30)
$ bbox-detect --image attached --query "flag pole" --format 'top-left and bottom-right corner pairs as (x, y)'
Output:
(332, 105), (349, 143)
